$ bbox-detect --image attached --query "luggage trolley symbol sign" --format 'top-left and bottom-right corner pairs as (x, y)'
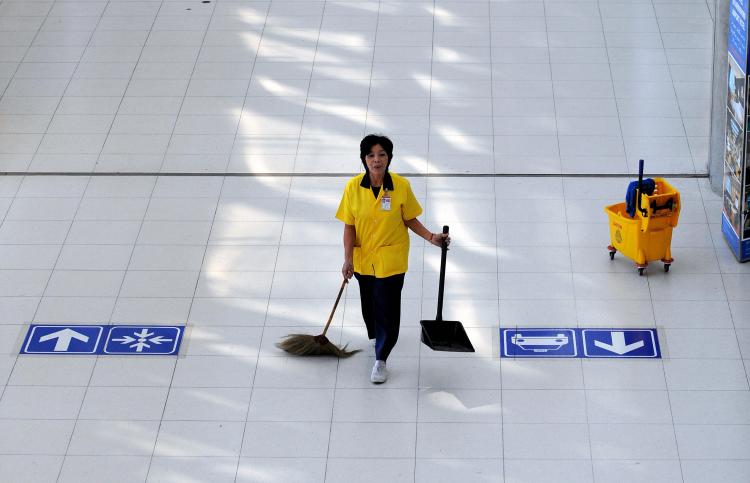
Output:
(503, 329), (577, 357)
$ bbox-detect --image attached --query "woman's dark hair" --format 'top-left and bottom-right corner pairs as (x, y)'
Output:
(360, 134), (393, 170)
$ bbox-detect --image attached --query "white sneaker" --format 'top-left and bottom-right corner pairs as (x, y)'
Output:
(370, 360), (388, 384)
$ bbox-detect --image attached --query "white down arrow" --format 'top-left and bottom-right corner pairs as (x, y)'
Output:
(593, 331), (644, 355)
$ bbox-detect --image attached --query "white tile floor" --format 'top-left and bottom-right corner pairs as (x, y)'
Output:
(1, 0), (748, 482)
(0, 0), (714, 175)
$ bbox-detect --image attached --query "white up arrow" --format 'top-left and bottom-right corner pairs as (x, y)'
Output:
(38, 328), (90, 352)
(594, 331), (644, 355)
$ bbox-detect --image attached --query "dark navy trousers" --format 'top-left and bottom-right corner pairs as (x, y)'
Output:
(353, 272), (405, 362)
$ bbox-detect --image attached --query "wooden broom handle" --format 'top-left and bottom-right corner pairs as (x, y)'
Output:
(322, 278), (348, 336)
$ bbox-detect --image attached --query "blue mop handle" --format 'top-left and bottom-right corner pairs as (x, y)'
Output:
(637, 159), (647, 217)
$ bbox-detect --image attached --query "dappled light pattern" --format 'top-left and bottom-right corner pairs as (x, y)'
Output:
(0, 0), (712, 176)
(0, 1), (741, 483)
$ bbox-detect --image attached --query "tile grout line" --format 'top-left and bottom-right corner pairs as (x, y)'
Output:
(215, 0), (270, 176)
(46, 0), (172, 475)
(645, 271), (688, 483)
(0, 110), (718, 141)
(565, 168), (596, 481)
(650, 0), (701, 175)
(0, 162), (24, 398)
(595, 0), (632, 179)
(0, 0), (116, 478)
(4, 386), (750, 394)
(322, 0), (380, 478)
(22, 0), (116, 173)
(488, 1), (507, 481)
(645, 172), (692, 483)
(251, 2), (342, 480)
(141, 175), (224, 480)
(411, 0), (438, 476)
(547, 1), (596, 479)
(189, 2), (273, 478)
(137, 161), (222, 477)
(0, 15), (51, 173)
(0, 0), (53, 103)
(361, 0), (381, 147)
(326, 261), (350, 475)
(543, 0), (562, 177)
(153, 1), (220, 175)
(712, 199), (750, 386)
(2, 416), (748, 426)
(55, 0), (194, 479)
(0, 171), (713, 178)
(228, 1), (337, 480)
(289, 0), (328, 180)
(646, 0), (720, 482)
(702, 169), (746, 395)
(77, 5), (201, 175)
(64, 174), (159, 482)
(131, 10), (280, 481)
(44, 185), (97, 479)
(6, 450), (743, 459)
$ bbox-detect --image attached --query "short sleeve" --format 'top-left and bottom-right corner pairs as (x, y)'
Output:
(401, 181), (422, 220)
(335, 183), (355, 225)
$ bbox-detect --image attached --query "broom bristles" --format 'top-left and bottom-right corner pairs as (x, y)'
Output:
(276, 333), (361, 358)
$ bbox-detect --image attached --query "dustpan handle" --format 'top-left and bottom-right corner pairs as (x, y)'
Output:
(436, 225), (449, 322)
(322, 278), (348, 336)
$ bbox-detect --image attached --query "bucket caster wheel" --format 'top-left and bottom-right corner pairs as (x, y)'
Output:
(607, 245), (616, 261)
(664, 264), (670, 273)
(638, 267), (645, 276)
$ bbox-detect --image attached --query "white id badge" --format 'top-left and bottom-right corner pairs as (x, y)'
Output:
(381, 196), (391, 211)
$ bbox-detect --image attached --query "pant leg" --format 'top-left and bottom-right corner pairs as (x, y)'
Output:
(354, 273), (376, 340)
(372, 273), (405, 361)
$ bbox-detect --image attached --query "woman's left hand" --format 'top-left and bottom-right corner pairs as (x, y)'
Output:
(429, 232), (450, 247)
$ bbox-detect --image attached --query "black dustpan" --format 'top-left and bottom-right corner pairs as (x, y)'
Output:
(420, 226), (475, 352)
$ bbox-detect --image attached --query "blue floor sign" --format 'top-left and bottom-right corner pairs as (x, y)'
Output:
(501, 328), (660, 358)
(23, 325), (104, 354)
(22, 325), (184, 355)
(582, 329), (659, 358)
(104, 326), (182, 355)
(503, 329), (578, 357)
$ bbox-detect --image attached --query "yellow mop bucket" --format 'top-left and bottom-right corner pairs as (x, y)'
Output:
(605, 160), (680, 275)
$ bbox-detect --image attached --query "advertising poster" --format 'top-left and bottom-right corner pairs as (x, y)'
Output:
(729, 54), (746, 121)
(724, 0), (750, 259)
(724, 169), (743, 235)
(727, 115), (743, 179)
(729, 0), (749, 70)
(724, 58), (745, 238)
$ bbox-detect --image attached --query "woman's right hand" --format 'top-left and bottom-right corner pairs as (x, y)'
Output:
(342, 259), (354, 280)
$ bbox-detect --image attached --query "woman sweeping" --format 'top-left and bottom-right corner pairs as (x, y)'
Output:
(336, 134), (450, 384)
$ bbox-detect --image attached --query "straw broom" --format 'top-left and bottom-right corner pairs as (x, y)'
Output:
(276, 278), (361, 357)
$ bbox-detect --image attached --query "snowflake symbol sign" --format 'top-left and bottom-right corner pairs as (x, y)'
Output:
(103, 326), (183, 355)
(111, 329), (173, 352)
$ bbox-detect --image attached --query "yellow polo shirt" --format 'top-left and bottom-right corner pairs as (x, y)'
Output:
(336, 172), (422, 278)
